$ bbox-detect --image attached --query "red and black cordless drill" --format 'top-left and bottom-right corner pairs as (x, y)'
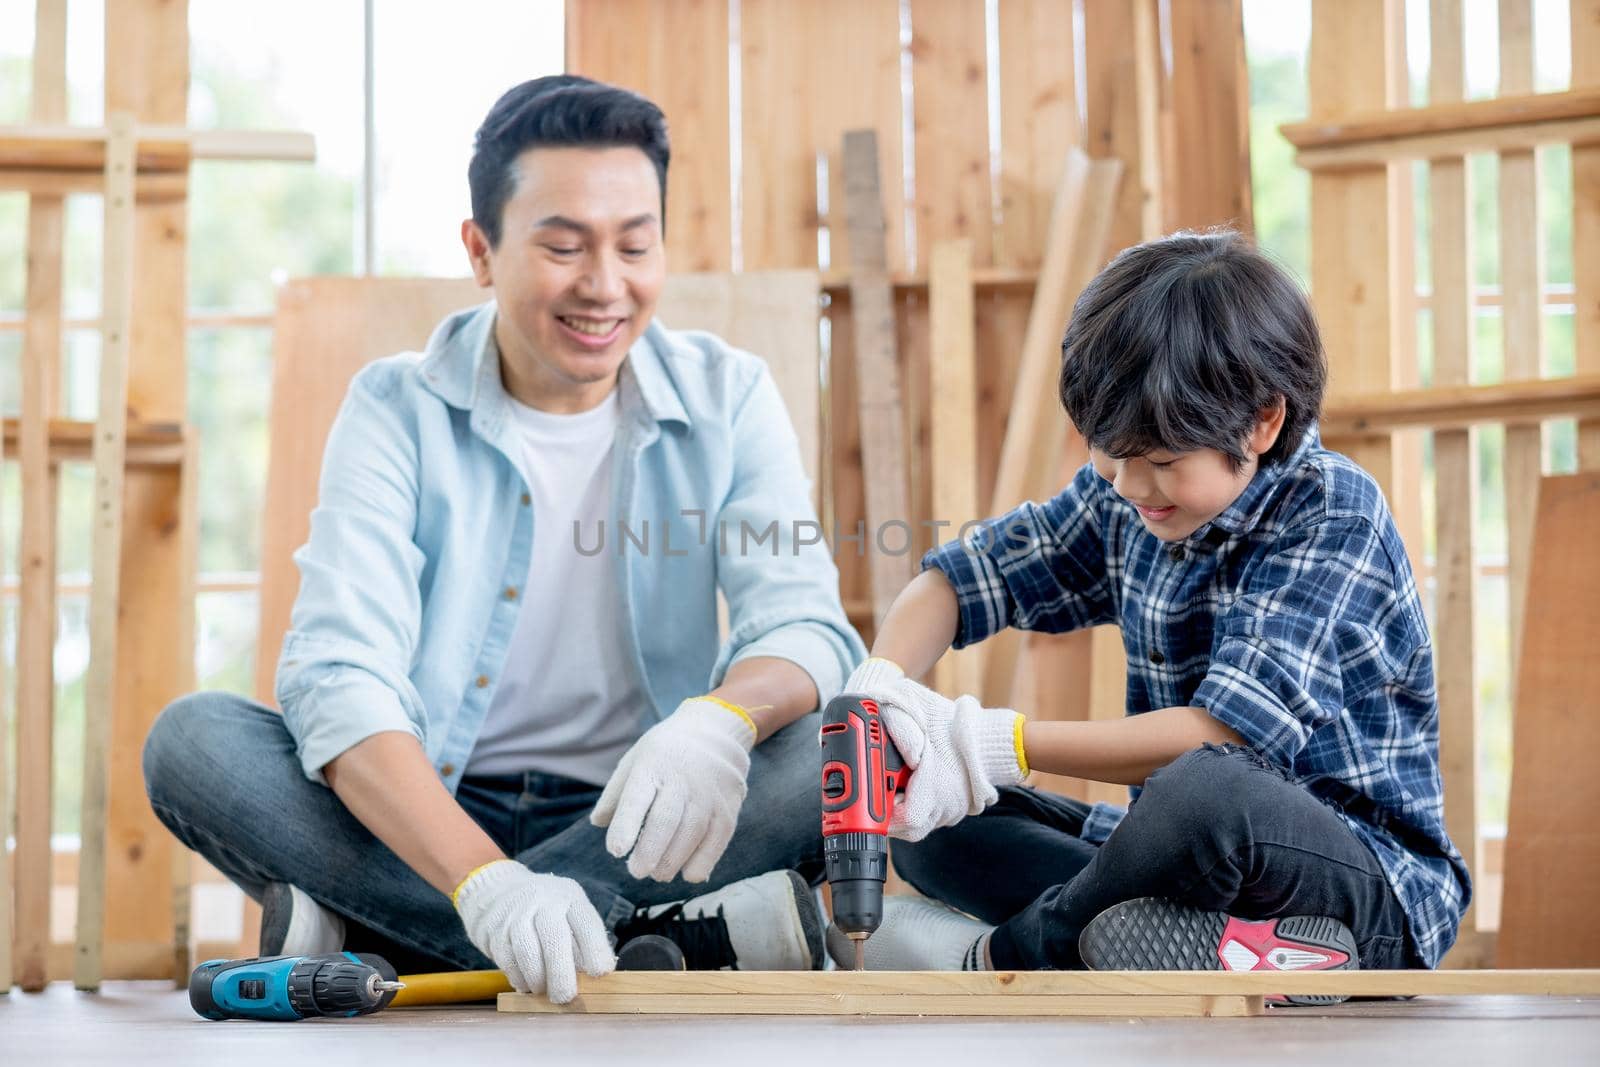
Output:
(820, 693), (911, 970)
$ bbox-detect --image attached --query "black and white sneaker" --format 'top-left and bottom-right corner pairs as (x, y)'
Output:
(612, 870), (824, 971)
(1079, 897), (1358, 1006)
(259, 882), (347, 957)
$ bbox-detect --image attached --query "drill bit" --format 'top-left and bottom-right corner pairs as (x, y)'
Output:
(854, 938), (865, 971)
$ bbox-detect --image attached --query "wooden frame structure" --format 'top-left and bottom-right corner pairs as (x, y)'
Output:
(1, 0), (312, 991)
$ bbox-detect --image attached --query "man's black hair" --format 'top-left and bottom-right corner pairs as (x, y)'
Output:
(469, 75), (671, 248)
(1058, 230), (1326, 471)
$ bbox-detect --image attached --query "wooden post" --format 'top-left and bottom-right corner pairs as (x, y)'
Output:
(103, 0), (193, 979)
(0, 397), (7, 992)
(14, 0), (68, 994)
(171, 428), (200, 982)
(1163, 0), (1253, 233)
(1577, 1), (1600, 470)
(1428, 0), (1481, 958)
(76, 111), (137, 991)
(1498, 0), (1545, 690)
(843, 130), (914, 629)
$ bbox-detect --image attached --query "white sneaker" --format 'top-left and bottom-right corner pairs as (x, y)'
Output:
(259, 882), (346, 957)
(612, 870), (824, 970)
(826, 894), (993, 971)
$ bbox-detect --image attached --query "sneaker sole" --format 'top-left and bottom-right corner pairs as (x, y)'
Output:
(1079, 898), (1358, 1006)
(784, 870), (826, 970)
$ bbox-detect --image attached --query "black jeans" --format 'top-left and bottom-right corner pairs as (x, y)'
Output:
(892, 744), (1413, 971)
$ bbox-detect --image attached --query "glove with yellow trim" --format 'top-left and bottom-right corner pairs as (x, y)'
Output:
(863, 672), (1028, 842)
(590, 696), (757, 883)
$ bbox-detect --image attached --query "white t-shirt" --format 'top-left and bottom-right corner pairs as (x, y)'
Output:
(465, 389), (647, 784)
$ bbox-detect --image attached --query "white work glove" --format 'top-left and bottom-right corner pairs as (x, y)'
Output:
(865, 672), (1028, 842)
(452, 859), (615, 1004)
(589, 696), (757, 883)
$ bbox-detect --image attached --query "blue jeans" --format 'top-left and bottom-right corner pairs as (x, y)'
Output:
(143, 692), (825, 973)
(893, 744), (1414, 971)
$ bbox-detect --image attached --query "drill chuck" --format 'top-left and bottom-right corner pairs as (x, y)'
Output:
(824, 831), (891, 936)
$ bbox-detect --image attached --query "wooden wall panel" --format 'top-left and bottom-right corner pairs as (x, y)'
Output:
(1082, 0), (1159, 253)
(564, 0), (733, 272)
(740, 0), (906, 273)
(1578, 1), (1600, 469)
(1165, 0), (1253, 233)
(995, 0), (1079, 271)
(1309, 0), (1403, 500)
(908, 0), (993, 269)
(102, 0), (191, 969)
(1428, 0), (1480, 949)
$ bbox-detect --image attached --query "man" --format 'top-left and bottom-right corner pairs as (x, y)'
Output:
(144, 75), (863, 1004)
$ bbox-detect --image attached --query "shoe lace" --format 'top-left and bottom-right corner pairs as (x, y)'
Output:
(614, 902), (738, 971)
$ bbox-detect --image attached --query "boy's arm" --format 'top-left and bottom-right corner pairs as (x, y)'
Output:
(1021, 707), (1242, 786)
(864, 569), (962, 680)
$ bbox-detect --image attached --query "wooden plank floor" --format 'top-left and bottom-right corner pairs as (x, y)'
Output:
(4, 982), (1597, 1066)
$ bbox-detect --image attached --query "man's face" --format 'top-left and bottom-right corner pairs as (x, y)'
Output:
(462, 145), (666, 413)
(1088, 402), (1287, 542)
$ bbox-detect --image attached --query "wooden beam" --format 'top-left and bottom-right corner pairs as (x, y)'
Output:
(0, 168), (187, 199)
(1320, 375), (1600, 435)
(1082, 0), (1160, 251)
(843, 129), (913, 629)
(1282, 87), (1600, 148)
(74, 111), (137, 991)
(908, 0), (993, 268)
(504, 992), (1261, 1017)
(0, 362), (8, 992)
(13, 0), (68, 994)
(0, 124), (314, 171)
(1164, 0), (1253, 232)
(994, 0), (1080, 271)
(170, 429), (200, 985)
(0, 418), (188, 466)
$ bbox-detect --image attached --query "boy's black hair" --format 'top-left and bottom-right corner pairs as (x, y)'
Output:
(469, 75), (671, 248)
(1058, 230), (1326, 471)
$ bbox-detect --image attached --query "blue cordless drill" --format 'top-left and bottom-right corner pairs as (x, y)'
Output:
(189, 952), (403, 1021)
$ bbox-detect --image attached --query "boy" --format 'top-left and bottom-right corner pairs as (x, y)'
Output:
(837, 231), (1469, 984)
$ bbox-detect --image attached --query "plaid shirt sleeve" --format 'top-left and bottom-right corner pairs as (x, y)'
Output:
(921, 463), (1119, 649)
(1192, 513), (1428, 769)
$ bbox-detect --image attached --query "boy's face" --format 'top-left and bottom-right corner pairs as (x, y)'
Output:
(1089, 402), (1287, 542)
(461, 145), (666, 413)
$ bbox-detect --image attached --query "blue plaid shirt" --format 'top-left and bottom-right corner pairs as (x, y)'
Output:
(923, 428), (1470, 967)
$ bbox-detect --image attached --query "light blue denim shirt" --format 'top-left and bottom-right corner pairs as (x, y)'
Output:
(277, 300), (865, 790)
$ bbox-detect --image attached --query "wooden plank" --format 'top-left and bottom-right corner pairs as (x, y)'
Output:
(908, 0), (993, 269)
(0, 124), (314, 169)
(843, 130), (914, 628)
(0, 372), (7, 991)
(895, 289), (931, 564)
(1320, 376), (1600, 434)
(1499, 473), (1600, 965)
(1499, 0), (1545, 704)
(1428, 0), (1480, 953)
(1281, 87), (1600, 147)
(563, 0), (732, 271)
(1308, 0), (1401, 504)
(1164, 0), (1253, 232)
(1578, 3), (1600, 468)
(504, 992), (1260, 1017)
(75, 112), (137, 991)
(497, 967), (1600, 999)
(13, 0), (68, 994)
(0, 168), (188, 199)
(928, 240), (981, 696)
(982, 155), (1121, 706)
(994, 0), (1079, 271)
(740, 0), (907, 273)
(0, 418), (187, 466)
(102, 0), (192, 981)
(1294, 115), (1600, 171)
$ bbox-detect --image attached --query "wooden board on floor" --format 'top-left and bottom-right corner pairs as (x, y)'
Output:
(1498, 473), (1600, 966)
(498, 968), (1600, 1016)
